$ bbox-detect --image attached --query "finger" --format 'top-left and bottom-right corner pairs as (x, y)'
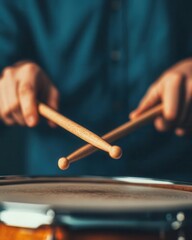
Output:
(0, 82), (15, 125)
(18, 81), (39, 127)
(175, 128), (186, 137)
(154, 116), (171, 132)
(163, 72), (185, 122)
(130, 83), (161, 119)
(177, 80), (192, 126)
(46, 86), (60, 127)
(175, 125), (192, 136)
(5, 76), (26, 126)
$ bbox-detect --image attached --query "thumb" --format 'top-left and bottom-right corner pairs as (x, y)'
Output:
(130, 83), (161, 119)
(46, 85), (60, 127)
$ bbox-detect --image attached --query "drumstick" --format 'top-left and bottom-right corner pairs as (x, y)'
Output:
(38, 103), (122, 159)
(58, 104), (163, 170)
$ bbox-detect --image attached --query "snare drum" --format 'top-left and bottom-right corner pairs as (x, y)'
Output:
(0, 176), (192, 240)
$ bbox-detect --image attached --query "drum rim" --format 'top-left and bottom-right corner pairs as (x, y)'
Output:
(0, 175), (192, 192)
(0, 175), (190, 184)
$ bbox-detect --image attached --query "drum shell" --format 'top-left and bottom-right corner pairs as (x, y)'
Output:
(0, 224), (186, 240)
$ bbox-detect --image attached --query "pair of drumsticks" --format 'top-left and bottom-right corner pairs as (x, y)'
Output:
(39, 103), (163, 170)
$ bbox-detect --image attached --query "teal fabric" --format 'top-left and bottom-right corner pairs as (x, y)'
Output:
(0, 0), (192, 180)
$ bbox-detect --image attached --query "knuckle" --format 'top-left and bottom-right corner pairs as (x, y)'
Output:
(153, 86), (160, 98)
(19, 82), (34, 96)
(148, 81), (159, 92)
(167, 71), (184, 85)
(147, 83), (159, 98)
(146, 85), (155, 96)
(2, 67), (13, 78)
(148, 84), (155, 92)
(22, 62), (39, 74)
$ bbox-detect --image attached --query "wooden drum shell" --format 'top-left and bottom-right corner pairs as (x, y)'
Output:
(0, 225), (180, 240)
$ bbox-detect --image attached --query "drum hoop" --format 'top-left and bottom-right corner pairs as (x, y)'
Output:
(0, 176), (191, 192)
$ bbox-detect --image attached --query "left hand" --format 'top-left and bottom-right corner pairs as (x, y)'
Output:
(130, 58), (192, 136)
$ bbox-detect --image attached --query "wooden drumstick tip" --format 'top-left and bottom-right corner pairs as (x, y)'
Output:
(58, 157), (70, 170)
(109, 146), (122, 159)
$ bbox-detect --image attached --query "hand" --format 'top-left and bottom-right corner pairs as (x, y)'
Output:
(0, 61), (59, 127)
(130, 58), (192, 136)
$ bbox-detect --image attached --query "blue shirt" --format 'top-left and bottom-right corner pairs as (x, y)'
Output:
(0, 0), (192, 181)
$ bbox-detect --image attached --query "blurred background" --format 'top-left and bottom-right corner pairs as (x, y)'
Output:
(0, 0), (192, 180)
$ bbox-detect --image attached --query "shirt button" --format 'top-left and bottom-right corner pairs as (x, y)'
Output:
(111, 0), (121, 11)
(111, 50), (121, 61)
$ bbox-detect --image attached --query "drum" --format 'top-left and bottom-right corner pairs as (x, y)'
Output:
(0, 176), (192, 240)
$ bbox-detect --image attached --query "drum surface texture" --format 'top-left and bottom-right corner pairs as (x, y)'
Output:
(0, 178), (192, 211)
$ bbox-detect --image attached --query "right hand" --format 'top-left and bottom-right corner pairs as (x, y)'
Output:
(0, 61), (59, 127)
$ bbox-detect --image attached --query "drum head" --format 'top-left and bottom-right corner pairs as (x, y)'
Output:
(0, 177), (192, 231)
